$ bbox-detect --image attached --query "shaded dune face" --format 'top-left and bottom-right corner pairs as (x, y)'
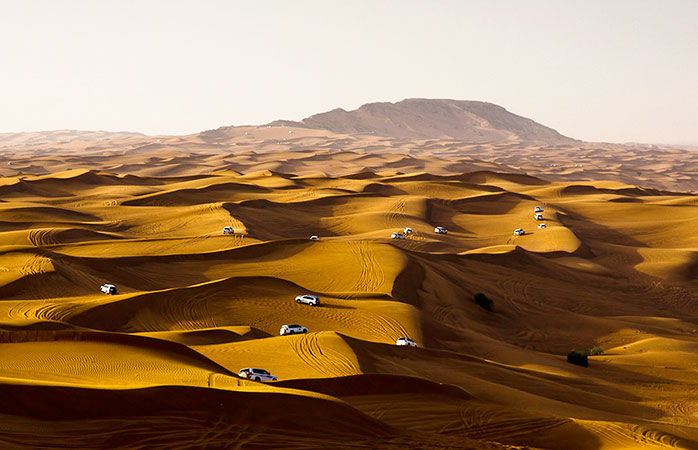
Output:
(1, 166), (698, 449)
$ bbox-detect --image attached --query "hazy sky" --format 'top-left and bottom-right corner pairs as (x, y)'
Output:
(1, 1), (697, 144)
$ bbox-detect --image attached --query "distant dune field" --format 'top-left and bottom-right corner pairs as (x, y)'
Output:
(2, 122), (697, 193)
(2, 162), (698, 449)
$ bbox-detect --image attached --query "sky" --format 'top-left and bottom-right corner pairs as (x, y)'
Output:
(1, 0), (697, 144)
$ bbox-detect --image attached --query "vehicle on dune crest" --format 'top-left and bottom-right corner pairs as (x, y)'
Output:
(295, 294), (320, 306)
(538, 223), (546, 229)
(534, 213), (543, 220)
(280, 324), (308, 335)
(434, 226), (448, 234)
(391, 232), (406, 239)
(238, 368), (278, 382)
(100, 284), (117, 295)
(403, 227), (413, 235)
(534, 206), (544, 212)
(310, 235), (319, 240)
(222, 226), (234, 234)
(396, 337), (417, 347)
(513, 228), (525, 236)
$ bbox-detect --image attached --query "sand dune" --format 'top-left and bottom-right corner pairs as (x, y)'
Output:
(2, 158), (698, 448)
(4, 101), (698, 193)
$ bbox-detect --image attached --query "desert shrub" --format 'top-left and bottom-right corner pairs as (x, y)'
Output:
(567, 350), (588, 367)
(474, 292), (493, 311)
(588, 346), (603, 356)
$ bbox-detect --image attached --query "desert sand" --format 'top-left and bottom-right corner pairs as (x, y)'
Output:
(1, 164), (698, 449)
(2, 129), (697, 196)
(2, 101), (698, 448)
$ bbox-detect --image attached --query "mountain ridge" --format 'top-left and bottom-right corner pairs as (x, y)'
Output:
(268, 98), (577, 144)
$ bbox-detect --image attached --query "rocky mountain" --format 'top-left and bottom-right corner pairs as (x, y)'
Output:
(269, 98), (576, 144)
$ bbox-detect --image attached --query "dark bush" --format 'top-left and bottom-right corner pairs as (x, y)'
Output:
(474, 293), (493, 311)
(567, 350), (588, 367)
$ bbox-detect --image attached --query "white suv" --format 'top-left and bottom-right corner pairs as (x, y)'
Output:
(538, 223), (546, 229)
(534, 213), (543, 220)
(100, 284), (117, 295)
(391, 232), (405, 240)
(295, 294), (320, 306)
(513, 228), (525, 236)
(534, 206), (544, 213)
(396, 337), (417, 347)
(238, 368), (278, 382)
(434, 226), (448, 234)
(403, 227), (413, 235)
(222, 226), (234, 234)
(280, 324), (308, 335)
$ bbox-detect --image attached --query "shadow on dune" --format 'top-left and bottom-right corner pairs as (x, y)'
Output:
(316, 303), (354, 310)
(334, 335), (685, 430)
(275, 373), (472, 399)
(0, 383), (396, 449)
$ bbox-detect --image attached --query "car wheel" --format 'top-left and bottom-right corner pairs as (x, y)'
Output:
(254, 377), (261, 382)
(296, 299), (301, 303)
(303, 329), (308, 334)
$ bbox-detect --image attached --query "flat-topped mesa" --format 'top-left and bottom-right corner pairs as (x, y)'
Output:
(268, 98), (577, 145)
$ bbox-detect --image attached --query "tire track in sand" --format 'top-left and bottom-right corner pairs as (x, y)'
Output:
(581, 421), (687, 448)
(454, 404), (569, 441)
(287, 333), (359, 377)
(349, 241), (385, 294)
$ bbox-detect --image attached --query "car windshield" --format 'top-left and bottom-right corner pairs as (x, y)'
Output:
(289, 324), (300, 328)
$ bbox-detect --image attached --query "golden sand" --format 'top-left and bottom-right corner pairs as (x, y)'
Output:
(1, 158), (698, 448)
